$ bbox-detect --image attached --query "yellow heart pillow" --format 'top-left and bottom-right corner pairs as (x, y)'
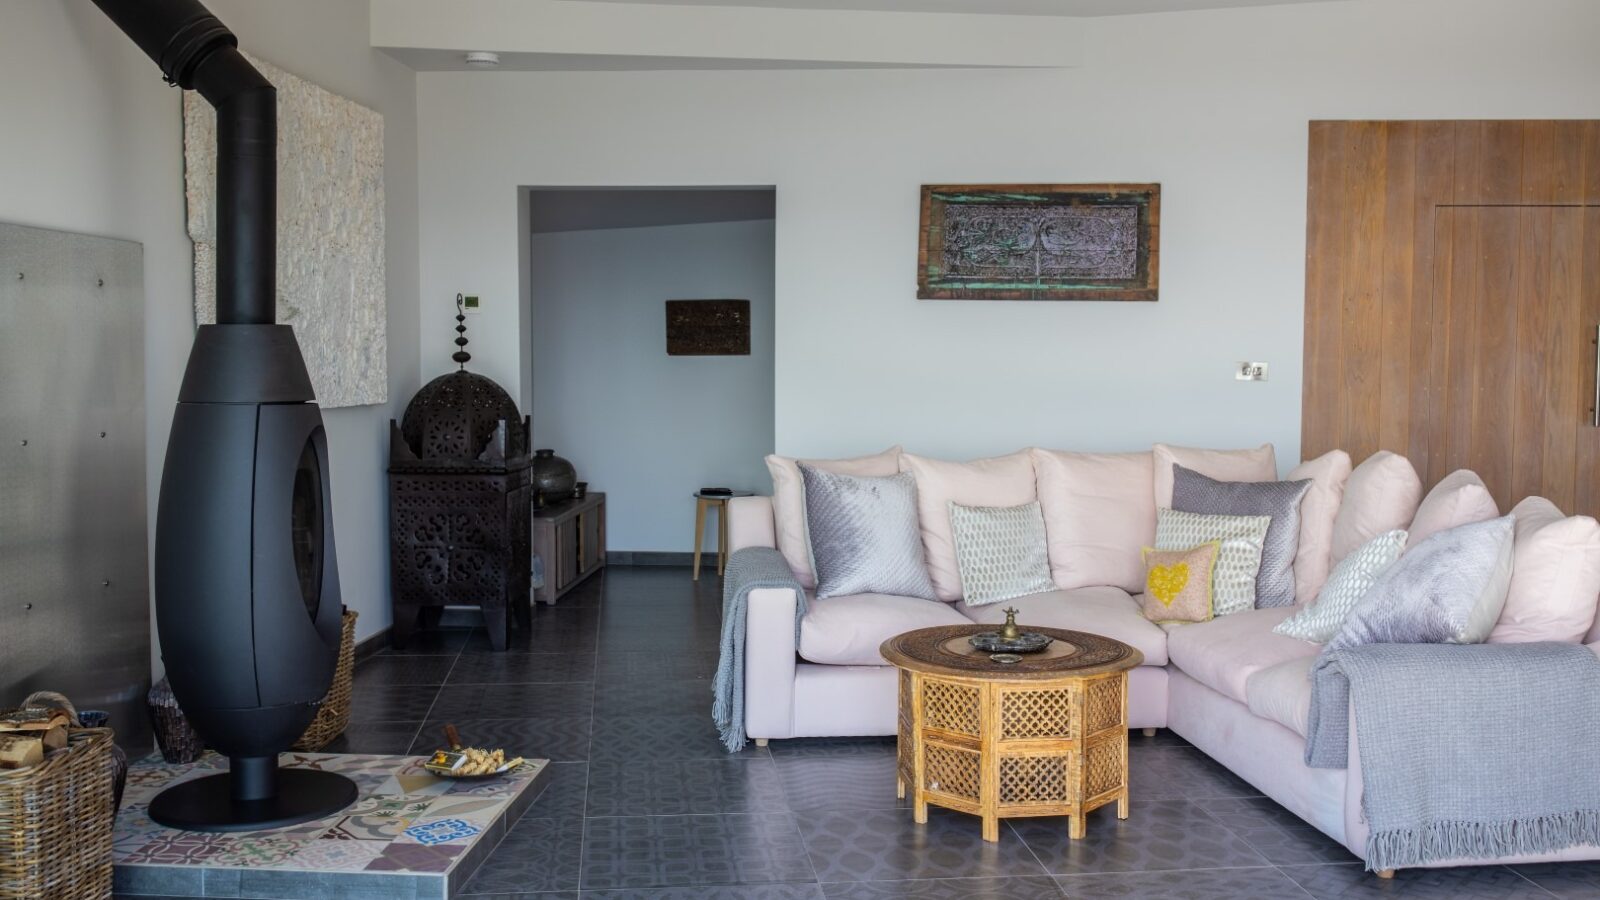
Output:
(1141, 542), (1219, 624)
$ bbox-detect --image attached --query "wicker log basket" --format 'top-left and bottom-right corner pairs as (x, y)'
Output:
(293, 608), (358, 751)
(0, 727), (116, 899)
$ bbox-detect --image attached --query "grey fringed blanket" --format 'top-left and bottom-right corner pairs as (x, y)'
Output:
(713, 547), (806, 753)
(1306, 641), (1600, 872)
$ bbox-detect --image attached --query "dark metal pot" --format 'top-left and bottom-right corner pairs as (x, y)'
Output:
(530, 449), (577, 500)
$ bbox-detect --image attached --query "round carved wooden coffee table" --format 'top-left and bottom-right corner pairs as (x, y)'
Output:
(880, 624), (1143, 842)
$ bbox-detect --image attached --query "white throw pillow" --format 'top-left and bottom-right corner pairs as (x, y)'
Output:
(766, 446), (900, 587)
(1275, 529), (1406, 643)
(1288, 450), (1353, 605)
(1152, 443), (1277, 508)
(1154, 507), (1271, 617)
(901, 451), (1037, 602)
(1031, 448), (1155, 594)
(1490, 497), (1600, 644)
(1406, 469), (1499, 550)
(1331, 451), (1422, 563)
(949, 501), (1055, 606)
(1326, 516), (1515, 651)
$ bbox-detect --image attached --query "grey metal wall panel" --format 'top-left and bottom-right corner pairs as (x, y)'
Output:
(0, 222), (150, 751)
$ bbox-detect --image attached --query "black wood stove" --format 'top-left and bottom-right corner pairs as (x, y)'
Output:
(91, 0), (357, 830)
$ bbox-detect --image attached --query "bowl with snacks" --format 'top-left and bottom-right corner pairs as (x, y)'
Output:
(423, 725), (525, 779)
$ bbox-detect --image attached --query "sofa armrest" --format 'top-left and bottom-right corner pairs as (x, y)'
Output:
(744, 585), (799, 740)
(729, 495), (777, 552)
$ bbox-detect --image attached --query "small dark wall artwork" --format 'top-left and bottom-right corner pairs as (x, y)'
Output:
(917, 184), (1160, 301)
(665, 299), (751, 356)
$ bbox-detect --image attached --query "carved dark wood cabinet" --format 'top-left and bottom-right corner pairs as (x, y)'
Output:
(389, 367), (532, 651)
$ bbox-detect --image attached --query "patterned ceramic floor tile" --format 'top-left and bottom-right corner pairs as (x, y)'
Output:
(457, 816), (584, 894)
(593, 677), (714, 717)
(1280, 861), (1556, 899)
(797, 807), (1047, 883)
(524, 761), (588, 818)
(1511, 860), (1600, 897)
(1011, 799), (1270, 875)
(584, 758), (789, 816)
(766, 737), (898, 759)
(446, 651), (598, 685)
(582, 886), (826, 900)
(580, 812), (815, 890)
(1055, 866), (1313, 899)
(412, 715), (592, 762)
(589, 714), (767, 762)
(822, 875), (1068, 899)
(348, 682), (443, 723)
(433, 681), (596, 718)
(350, 653), (458, 688)
(592, 650), (721, 683)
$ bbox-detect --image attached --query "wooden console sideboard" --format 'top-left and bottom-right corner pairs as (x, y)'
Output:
(532, 492), (606, 605)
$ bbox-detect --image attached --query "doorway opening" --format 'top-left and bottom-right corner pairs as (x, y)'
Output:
(522, 187), (776, 569)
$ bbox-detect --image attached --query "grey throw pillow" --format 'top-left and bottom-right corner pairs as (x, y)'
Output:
(799, 464), (938, 600)
(1171, 464), (1311, 608)
(1325, 515), (1515, 652)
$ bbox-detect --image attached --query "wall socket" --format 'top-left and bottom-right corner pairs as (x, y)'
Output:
(1236, 361), (1269, 381)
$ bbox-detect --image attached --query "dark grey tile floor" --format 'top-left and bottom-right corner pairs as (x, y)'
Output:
(329, 566), (1585, 899)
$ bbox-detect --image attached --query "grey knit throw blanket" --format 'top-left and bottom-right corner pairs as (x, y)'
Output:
(713, 547), (806, 753)
(1306, 641), (1600, 871)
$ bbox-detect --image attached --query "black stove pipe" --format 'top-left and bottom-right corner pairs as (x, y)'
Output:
(90, 0), (275, 325)
(90, 0), (358, 831)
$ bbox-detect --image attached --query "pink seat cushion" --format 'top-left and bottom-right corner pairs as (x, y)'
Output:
(1165, 607), (1320, 705)
(799, 592), (972, 666)
(960, 586), (1169, 666)
(1246, 655), (1315, 737)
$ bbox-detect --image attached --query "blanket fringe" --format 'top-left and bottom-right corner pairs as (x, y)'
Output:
(1367, 810), (1600, 872)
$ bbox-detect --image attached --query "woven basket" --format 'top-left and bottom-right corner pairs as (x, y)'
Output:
(0, 728), (115, 899)
(293, 608), (358, 751)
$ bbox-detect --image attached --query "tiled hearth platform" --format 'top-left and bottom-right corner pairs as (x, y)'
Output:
(113, 752), (546, 899)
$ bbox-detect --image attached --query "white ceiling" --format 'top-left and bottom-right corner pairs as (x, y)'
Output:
(562, 0), (1341, 17)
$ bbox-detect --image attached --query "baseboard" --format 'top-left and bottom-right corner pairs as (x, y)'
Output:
(354, 627), (390, 662)
(606, 550), (715, 567)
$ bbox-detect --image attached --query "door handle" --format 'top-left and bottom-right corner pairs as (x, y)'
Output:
(1593, 325), (1599, 428)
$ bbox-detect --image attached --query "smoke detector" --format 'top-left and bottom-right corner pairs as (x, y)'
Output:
(464, 51), (501, 68)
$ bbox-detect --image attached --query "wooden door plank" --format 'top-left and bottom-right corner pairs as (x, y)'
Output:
(1541, 207), (1584, 512)
(1452, 120), (1486, 206)
(1407, 122), (1456, 476)
(1341, 122), (1388, 464)
(1585, 122), (1600, 206)
(1378, 122), (1417, 456)
(1577, 208), (1600, 516)
(1469, 208), (1519, 508)
(1441, 205), (1482, 483)
(1510, 204), (1552, 506)
(1480, 121), (1526, 205)
(1302, 122), (1349, 459)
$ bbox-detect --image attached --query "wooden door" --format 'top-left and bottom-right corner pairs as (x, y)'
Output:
(1302, 120), (1600, 515)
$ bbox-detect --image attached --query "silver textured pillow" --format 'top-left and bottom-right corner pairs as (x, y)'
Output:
(1171, 464), (1311, 608)
(799, 464), (938, 600)
(1325, 515), (1515, 652)
(948, 501), (1054, 606)
(1275, 529), (1406, 643)
(1155, 508), (1271, 617)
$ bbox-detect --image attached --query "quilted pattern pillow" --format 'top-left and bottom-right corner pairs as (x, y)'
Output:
(1140, 542), (1220, 624)
(948, 501), (1054, 606)
(1325, 515), (1515, 651)
(1171, 464), (1312, 608)
(799, 464), (937, 601)
(1275, 529), (1407, 643)
(1155, 508), (1271, 616)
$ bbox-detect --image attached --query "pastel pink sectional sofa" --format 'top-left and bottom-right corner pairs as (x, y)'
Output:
(728, 444), (1600, 870)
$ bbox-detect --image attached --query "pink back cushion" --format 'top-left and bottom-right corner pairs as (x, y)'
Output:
(1405, 469), (1499, 550)
(1152, 443), (1277, 508)
(901, 451), (1038, 602)
(1331, 451), (1422, 563)
(1491, 497), (1600, 644)
(1288, 450), (1353, 604)
(1032, 448), (1155, 594)
(765, 446), (901, 588)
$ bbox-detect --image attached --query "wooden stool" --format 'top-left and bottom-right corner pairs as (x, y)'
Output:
(693, 491), (753, 581)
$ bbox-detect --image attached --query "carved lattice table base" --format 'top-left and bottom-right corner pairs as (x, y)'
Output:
(880, 625), (1143, 843)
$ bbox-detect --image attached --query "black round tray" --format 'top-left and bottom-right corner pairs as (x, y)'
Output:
(968, 631), (1053, 653)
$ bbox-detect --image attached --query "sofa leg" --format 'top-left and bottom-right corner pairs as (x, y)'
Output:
(755, 738), (769, 748)
(1142, 728), (1157, 738)
(1376, 869), (1396, 880)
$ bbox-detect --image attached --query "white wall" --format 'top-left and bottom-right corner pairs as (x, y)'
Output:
(0, 0), (420, 656)
(530, 218), (776, 551)
(415, 0), (1600, 471)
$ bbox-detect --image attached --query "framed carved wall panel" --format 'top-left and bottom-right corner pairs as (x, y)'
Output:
(665, 299), (751, 355)
(1302, 120), (1600, 515)
(917, 184), (1160, 301)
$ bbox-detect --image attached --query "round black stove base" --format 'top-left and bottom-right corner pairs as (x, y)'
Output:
(148, 768), (359, 833)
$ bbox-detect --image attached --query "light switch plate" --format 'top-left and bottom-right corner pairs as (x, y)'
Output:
(1236, 361), (1268, 381)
